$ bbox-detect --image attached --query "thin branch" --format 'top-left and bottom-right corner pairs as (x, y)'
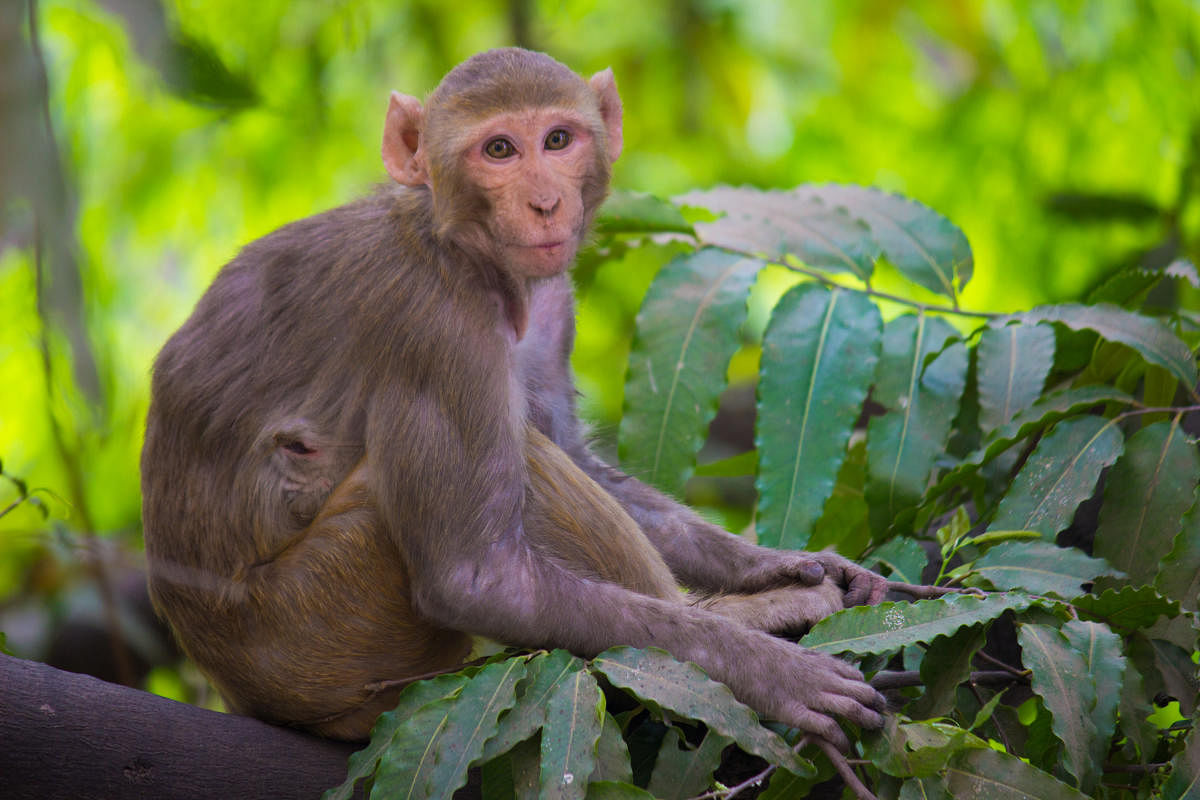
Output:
(870, 670), (1022, 691)
(974, 649), (1031, 680)
(814, 738), (877, 800)
(886, 581), (966, 599)
(716, 244), (1000, 320)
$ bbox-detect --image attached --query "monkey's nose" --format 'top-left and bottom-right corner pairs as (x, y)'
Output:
(530, 197), (561, 217)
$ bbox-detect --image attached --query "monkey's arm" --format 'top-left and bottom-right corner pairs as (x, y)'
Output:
(566, 445), (887, 605)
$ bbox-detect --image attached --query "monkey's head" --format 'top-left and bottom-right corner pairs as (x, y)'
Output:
(382, 48), (622, 278)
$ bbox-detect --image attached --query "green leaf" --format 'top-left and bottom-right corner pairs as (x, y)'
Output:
(866, 314), (968, 535)
(1072, 585), (1181, 632)
(584, 782), (657, 800)
(909, 624), (987, 719)
(942, 747), (1090, 799)
(987, 416), (1124, 539)
(1018, 623), (1099, 790)
(796, 185), (974, 297)
(898, 777), (952, 800)
(1119, 661), (1161, 762)
(619, 248), (763, 495)
(968, 540), (1124, 598)
(1094, 419), (1200, 586)
(760, 766), (826, 799)
(646, 727), (730, 799)
(755, 284), (882, 549)
(540, 665), (605, 800)
(1061, 620), (1125, 791)
(977, 323), (1055, 432)
(801, 592), (1033, 656)
(677, 185), (880, 280)
(864, 536), (928, 585)
(592, 714), (633, 785)
(1128, 633), (1200, 716)
(1005, 303), (1199, 388)
(597, 191), (695, 236)
(1158, 490), (1200, 610)
(372, 659), (526, 800)
(1162, 713), (1200, 800)
(863, 716), (986, 778)
(483, 650), (586, 761)
(323, 673), (471, 800)
(590, 647), (811, 776)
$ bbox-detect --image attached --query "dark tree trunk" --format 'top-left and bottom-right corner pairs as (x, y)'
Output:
(0, 654), (362, 799)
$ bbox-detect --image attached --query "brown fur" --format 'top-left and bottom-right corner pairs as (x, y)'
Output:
(142, 48), (887, 749)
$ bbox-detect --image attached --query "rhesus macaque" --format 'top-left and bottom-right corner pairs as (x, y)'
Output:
(142, 48), (888, 749)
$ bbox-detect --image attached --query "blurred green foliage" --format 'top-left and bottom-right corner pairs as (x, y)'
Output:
(0, 0), (1197, 682)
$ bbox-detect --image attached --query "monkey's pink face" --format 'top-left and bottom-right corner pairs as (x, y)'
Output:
(464, 108), (598, 278)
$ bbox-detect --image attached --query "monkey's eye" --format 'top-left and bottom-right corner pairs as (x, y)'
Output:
(484, 138), (516, 159)
(544, 129), (571, 151)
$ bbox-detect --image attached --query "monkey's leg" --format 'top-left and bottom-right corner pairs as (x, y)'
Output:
(211, 460), (473, 740)
(697, 580), (844, 635)
(523, 426), (680, 600)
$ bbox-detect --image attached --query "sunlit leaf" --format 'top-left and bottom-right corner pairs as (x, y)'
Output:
(677, 186), (879, 280)
(968, 540), (1123, 598)
(620, 249), (762, 495)
(597, 191), (695, 236)
(756, 284), (881, 549)
(866, 314), (967, 535)
(1094, 419), (1200, 586)
(977, 322), (1054, 432)
(1005, 303), (1198, 388)
(590, 647), (811, 775)
(796, 185), (974, 297)
(802, 593), (1033, 656)
(988, 416), (1124, 539)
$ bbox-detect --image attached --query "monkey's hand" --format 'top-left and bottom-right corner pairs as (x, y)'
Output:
(733, 636), (886, 751)
(734, 549), (887, 607)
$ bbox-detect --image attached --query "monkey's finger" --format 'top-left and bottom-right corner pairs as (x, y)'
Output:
(783, 706), (851, 753)
(786, 559), (826, 585)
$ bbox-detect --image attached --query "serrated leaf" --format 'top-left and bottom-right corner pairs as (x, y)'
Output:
(590, 647), (811, 775)
(540, 665), (604, 800)
(795, 185), (974, 297)
(372, 659), (525, 799)
(619, 249), (763, 494)
(1158, 491), (1200, 610)
(910, 624), (987, 719)
(646, 727), (730, 799)
(942, 746), (1090, 799)
(801, 592), (1033, 656)
(597, 191), (695, 236)
(1062, 620), (1125, 792)
(977, 323), (1055, 431)
(1005, 303), (1198, 388)
(483, 650), (585, 761)
(323, 673), (471, 800)
(1072, 585), (1181, 632)
(1017, 623), (1097, 789)
(864, 536), (928, 585)
(969, 540), (1124, 598)
(593, 713), (633, 784)
(866, 314), (967, 535)
(677, 185), (880, 280)
(863, 716), (985, 778)
(755, 285), (882, 549)
(1094, 419), (1200, 586)
(927, 385), (1136, 502)
(988, 415), (1124, 539)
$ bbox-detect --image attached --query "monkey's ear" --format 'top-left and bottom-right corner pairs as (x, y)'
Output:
(588, 69), (623, 163)
(382, 91), (430, 187)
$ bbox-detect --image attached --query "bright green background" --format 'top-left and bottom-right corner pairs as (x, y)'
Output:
(1, 0), (1197, 660)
